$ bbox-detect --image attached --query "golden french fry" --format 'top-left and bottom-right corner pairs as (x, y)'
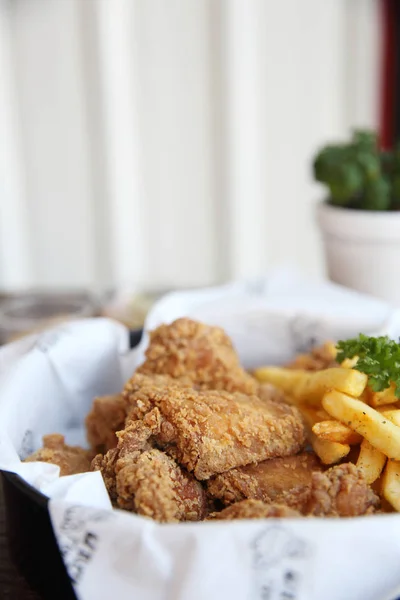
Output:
(356, 439), (387, 484)
(358, 388), (371, 404)
(297, 404), (330, 424)
(312, 420), (362, 445)
(379, 409), (400, 427)
(298, 404), (350, 465)
(382, 460), (400, 512)
(322, 390), (400, 460)
(376, 404), (400, 414)
(311, 435), (350, 465)
(341, 356), (359, 369)
(324, 341), (338, 360)
(253, 367), (368, 406)
(369, 383), (399, 407)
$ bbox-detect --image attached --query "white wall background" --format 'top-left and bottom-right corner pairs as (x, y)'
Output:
(0, 0), (381, 290)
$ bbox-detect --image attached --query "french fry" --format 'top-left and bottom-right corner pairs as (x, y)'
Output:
(311, 436), (350, 465)
(324, 341), (338, 360)
(341, 356), (359, 369)
(379, 409), (400, 427)
(376, 404), (400, 414)
(298, 404), (330, 424)
(312, 420), (362, 445)
(298, 404), (350, 465)
(369, 382), (399, 407)
(382, 460), (400, 512)
(253, 367), (368, 406)
(322, 390), (400, 460)
(358, 388), (371, 404)
(356, 439), (387, 484)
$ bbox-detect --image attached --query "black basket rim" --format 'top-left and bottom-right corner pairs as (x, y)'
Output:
(1, 470), (49, 507)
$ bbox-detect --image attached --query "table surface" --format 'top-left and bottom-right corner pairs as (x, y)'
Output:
(0, 478), (39, 600)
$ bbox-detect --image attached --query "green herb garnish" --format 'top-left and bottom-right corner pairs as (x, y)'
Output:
(336, 334), (400, 398)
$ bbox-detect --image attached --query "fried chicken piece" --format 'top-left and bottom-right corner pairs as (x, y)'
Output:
(307, 463), (379, 517)
(137, 318), (258, 394)
(92, 413), (206, 521)
(24, 434), (93, 476)
(210, 499), (301, 520)
(286, 342), (338, 371)
(91, 410), (160, 500)
(207, 453), (322, 513)
(257, 382), (288, 404)
(116, 448), (206, 522)
(127, 385), (306, 480)
(92, 448), (119, 500)
(86, 374), (195, 454)
(122, 372), (194, 407)
(86, 394), (126, 453)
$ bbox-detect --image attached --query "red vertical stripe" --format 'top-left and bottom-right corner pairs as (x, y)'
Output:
(380, 0), (396, 149)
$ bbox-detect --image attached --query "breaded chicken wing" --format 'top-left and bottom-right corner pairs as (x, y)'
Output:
(117, 448), (207, 522)
(257, 382), (289, 404)
(307, 463), (379, 517)
(87, 374), (194, 453)
(122, 372), (193, 407)
(127, 385), (306, 480)
(25, 434), (93, 476)
(137, 318), (258, 394)
(86, 394), (126, 453)
(207, 452), (322, 513)
(92, 414), (206, 521)
(211, 499), (301, 520)
(91, 410), (160, 500)
(92, 448), (119, 500)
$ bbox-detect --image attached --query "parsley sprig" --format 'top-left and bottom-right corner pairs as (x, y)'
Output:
(336, 334), (400, 398)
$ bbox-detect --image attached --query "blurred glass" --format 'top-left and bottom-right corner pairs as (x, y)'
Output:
(101, 288), (174, 330)
(0, 292), (99, 344)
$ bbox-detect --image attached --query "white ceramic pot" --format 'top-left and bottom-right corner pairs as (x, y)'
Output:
(317, 202), (400, 305)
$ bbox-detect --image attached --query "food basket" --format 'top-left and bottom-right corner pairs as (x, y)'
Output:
(1, 329), (143, 599)
(1, 271), (400, 600)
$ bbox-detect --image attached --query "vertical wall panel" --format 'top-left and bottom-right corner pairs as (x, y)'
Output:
(221, 0), (269, 279)
(0, 0), (382, 290)
(78, 0), (114, 288)
(260, 0), (350, 278)
(9, 0), (97, 286)
(95, 0), (148, 288)
(0, 2), (32, 287)
(132, 0), (219, 287)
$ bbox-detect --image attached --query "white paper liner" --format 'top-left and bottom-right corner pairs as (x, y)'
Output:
(1, 270), (400, 600)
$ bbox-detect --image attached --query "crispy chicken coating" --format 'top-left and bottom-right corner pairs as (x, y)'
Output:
(92, 413), (206, 521)
(87, 375), (194, 453)
(307, 463), (379, 517)
(127, 385), (306, 480)
(211, 499), (301, 520)
(137, 318), (258, 394)
(24, 434), (93, 476)
(86, 394), (126, 453)
(257, 382), (288, 404)
(122, 372), (194, 407)
(92, 411), (160, 500)
(92, 448), (119, 500)
(116, 448), (207, 522)
(207, 453), (322, 513)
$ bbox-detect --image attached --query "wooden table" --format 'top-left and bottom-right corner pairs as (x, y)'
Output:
(0, 477), (39, 599)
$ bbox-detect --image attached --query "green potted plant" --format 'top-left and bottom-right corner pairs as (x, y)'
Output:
(314, 130), (400, 304)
